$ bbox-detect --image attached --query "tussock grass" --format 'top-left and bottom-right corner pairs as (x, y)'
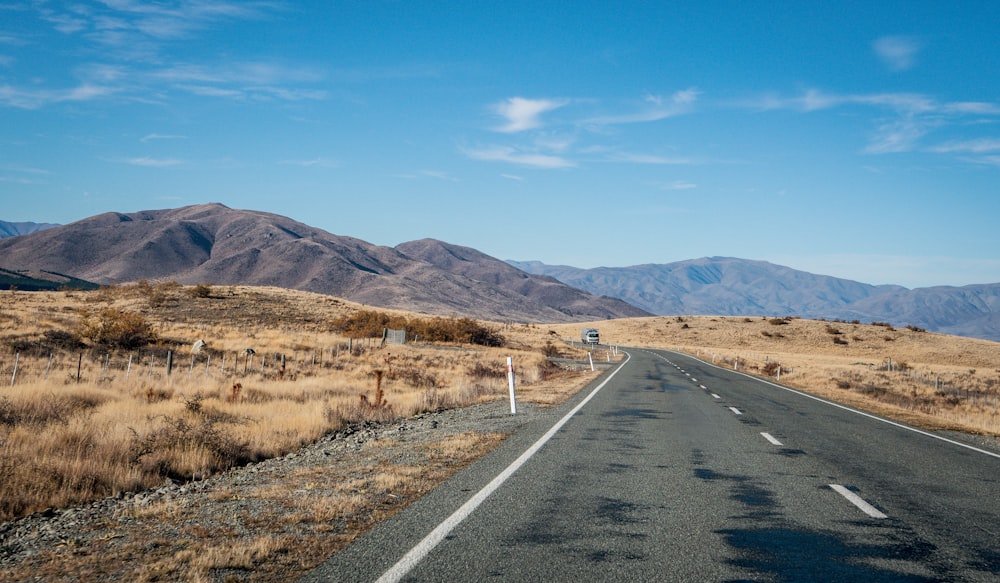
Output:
(0, 286), (601, 522)
(554, 316), (1000, 435)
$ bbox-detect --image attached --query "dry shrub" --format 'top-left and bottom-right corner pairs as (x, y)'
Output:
(467, 361), (506, 379)
(330, 310), (505, 347)
(130, 416), (256, 481)
(761, 361), (781, 376)
(76, 307), (156, 349)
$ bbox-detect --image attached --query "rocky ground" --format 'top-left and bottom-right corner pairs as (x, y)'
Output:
(0, 399), (547, 582)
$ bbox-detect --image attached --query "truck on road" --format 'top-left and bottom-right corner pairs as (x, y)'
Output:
(581, 328), (600, 345)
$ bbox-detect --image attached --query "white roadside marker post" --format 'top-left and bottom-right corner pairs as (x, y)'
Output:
(506, 357), (517, 415)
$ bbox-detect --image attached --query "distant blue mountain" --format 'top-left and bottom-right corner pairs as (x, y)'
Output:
(0, 220), (59, 238)
(507, 257), (1000, 342)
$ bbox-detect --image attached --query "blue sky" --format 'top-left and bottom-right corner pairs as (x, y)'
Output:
(2, 1), (999, 289)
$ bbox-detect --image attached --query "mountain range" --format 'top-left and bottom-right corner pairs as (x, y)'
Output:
(508, 259), (1000, 342)
(0, 220), (59, 238)
(1, 203), (998, 341)
(0, 204), (646, 323)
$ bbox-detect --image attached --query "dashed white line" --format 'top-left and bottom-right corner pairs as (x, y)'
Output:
(699, 385), (707, 390)
(711, 394), (721, 399)
(760, 432), (783, 446)
(829, 484), (888, 519)
(728, 407), (742, 415)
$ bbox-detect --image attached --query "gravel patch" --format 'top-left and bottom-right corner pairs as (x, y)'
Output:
(0, 399), (548, 582)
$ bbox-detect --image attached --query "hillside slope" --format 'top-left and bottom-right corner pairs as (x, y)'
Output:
(0, 204), (645, 323)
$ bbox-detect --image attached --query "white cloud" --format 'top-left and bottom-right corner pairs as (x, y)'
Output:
(736, 88), (1000, 155)
(932, 138), (1000, 153)
(606, 152), (696, 165)
(493, 97), (568, 133)
(0, 83), (116, 109)
(125, 157), (182, 167)
(463, 145), (574, 169)
(140, 133), (187, 142)
(501, 174), (524, 181)
(865, 115), (929, 154)
(585, 88), (700, 125)
(418, 170), (459, 181)
(279, 158), (339, 168)
(873, 36), (921, 72)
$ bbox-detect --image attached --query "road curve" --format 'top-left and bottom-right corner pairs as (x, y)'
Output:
(303, 349), (1000, 582)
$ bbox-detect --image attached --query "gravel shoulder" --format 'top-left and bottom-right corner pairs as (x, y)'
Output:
(0, 399), (549, 582)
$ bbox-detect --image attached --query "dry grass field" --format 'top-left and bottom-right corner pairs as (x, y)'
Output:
(0, 283), (601, 524)
(3, 284), (998, 528)
(2, 285), (999, 581)
(552, 315), (1000, 436)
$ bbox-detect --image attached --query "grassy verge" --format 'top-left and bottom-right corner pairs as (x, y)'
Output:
(0, 284), (603, 523)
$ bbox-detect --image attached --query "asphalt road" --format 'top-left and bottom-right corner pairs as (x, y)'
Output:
(303, 349), (1000, 582)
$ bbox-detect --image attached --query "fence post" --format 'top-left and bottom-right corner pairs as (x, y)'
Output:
(45, 353), (53, 380)
(126, 354), (133, 381)
(10, 353), (18, 386)
(77, 353), (82, 383)
(166, 350), (174, 376)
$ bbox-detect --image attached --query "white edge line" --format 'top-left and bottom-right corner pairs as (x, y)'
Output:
(669, 350), (1000, 461)
(375, 352), (633, 583)
(829, 484), (888, 519)
(760, 432), (783, 446)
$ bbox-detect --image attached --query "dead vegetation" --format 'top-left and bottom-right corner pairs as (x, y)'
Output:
(0, 284), (602, 523)
(555, 315), (1000, 436)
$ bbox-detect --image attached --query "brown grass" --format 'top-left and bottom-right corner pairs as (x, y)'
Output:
(0, 285), (602, 523)
(551, 316), (1000, 436)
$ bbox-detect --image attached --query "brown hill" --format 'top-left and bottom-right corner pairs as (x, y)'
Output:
(0, 203), (649, 323)
(396, 239), (648, 320)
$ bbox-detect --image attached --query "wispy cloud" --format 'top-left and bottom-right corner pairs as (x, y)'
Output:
(124, 157), (183, 167)
(279, 157), (339, 168)
(738, 88), (1000, 155)
(606, 152), (697, 165)
(873, 36), (921, 72)
(11, 2), (324, 109)
(417, 170), (460, 181)
(932, 138), (1000, 154)
(931, 138), (1000, 166)
(865, 114), (930, 154)
(0, 83), (117, 109)
(660, 180), (697, 190)
(463, 145), (574, 168)
(493, 97), (568, 133)
(141, 133), (188, 142)
(501, 173), (524, 181)
(585, 88), (700, 125)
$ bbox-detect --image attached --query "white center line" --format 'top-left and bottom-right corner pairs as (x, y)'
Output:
(699, 385), (707, 390)
(829, 484), (888, 519)
(374, 354), (632, 583)
(728, 406), (742, 415)
(760, 432), (783, 446)
(711, 393), (721, 399)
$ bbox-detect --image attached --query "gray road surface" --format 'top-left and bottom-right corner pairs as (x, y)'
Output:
(303, 349), (1000, 582)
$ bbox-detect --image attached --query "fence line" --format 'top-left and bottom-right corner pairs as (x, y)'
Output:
(3, 341), (369, 389)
